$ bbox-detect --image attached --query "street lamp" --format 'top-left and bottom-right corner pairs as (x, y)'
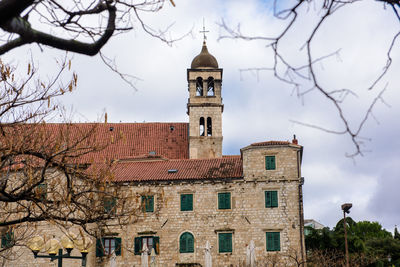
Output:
(341, 203), (352, 267)
(27, 233), (92, 267)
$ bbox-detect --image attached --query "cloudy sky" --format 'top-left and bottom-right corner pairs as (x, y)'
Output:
(3, 0), (400, 232)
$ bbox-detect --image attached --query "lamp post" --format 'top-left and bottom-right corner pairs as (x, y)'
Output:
(341, 203), (352, 267)
(27, 233), (91, 267)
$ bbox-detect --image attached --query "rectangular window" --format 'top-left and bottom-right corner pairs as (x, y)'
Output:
(265, 156), (276, 170)
(1, 231), (14, 248)
(103, 197), (117, 214)
(266, 232), (280, 251)
(134, 236), (160, 255)
(265, 191), (278, 208)
(218, 233), (232, 253)
(36, 183), (47, 200)
(180, 194), (193, 211)
(141, 195), (154, 212)
(96, 237), (121, 257)
(218, 192), (231, 210)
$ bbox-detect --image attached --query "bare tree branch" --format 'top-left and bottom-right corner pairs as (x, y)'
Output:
(219, 0), (398, 157)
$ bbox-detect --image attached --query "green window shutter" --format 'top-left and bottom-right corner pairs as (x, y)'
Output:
(1, 231), (13, 248)
(265, 191), (271, 207)
(271, 191), (278, 207)
(153, 236), (160, 254)
(134, 237), (141, 255)
(179, 234), (187, 253)
(265, 156), (276, 170)
(181, 194), (193, 211)
(218, 233), (232, 253)
(218, 192), (231, 209)
(104, 197), (117, 214)
(96, 238), (104, 257)
(37, 183), (47, 200)
(273, 232), (280, 251)
(114, 237), (122, 256)
(265, 191), (278, 208)
(187, 234), (194, 253)
(180, 233), (194, 253)
(266, 232), (280, 251)
(142, 196), (154, 212)
(266, 233), (274, 251)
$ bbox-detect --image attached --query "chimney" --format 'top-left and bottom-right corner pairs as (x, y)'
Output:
(292, 134), (298, 145)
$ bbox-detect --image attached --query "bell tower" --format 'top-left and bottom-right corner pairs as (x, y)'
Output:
(187, 40), (223, 159)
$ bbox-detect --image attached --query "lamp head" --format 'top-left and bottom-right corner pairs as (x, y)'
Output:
(27, 236), (45, 255)
(341, 203), (352, 214)
(45, 237), (61, 255)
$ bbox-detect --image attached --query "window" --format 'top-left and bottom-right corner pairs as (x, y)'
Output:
(142, 195), (154, 212)
(207, 77), (214, 96)
(196, 77), (203, 96)
(104, 197), (117, 214)
(180, 194), (193, 211)
(199, 117), (205, 136)
(179, 232), (194, 253)
(206, 117), (212, 136)
(96, 237), (122, 257)
(36, 183), (47, 200)
(218, 192), (231, 210)
(134, 236), (160, 255)
(218, 233), (232, 253)
(265, 191), (278, 208)
(265, 156), (276, 170)
(266, 232), (280, 251)
(1, 230), (14, 248)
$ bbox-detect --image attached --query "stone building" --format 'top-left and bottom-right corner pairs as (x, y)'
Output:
(2, 41), (305, 266)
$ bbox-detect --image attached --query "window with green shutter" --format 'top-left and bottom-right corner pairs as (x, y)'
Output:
(104, 197), (117, 214)
(96, 237), (122, 257)
(180, 194), (193, 211)
(266, 232), (280, 251)
(218, 192), (231, 210)
(134, 236), (159, 255)
(36, 183), (47, 200)
(265, 156), (276, 170)
(1, 231), (14, 248)
(142, 195), (154, 212)
(179, 232), (194, 253)
(265, 191), (278, 208)
(218, 233), (232, 253)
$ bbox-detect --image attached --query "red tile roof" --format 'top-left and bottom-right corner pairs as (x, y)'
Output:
(43, 122), (189, 162)
(108, 156), (243, 182)
(250, 141), (292, 146)
(5, 122), (245, 181)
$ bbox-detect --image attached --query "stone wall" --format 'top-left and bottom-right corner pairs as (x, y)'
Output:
(2, 144), (305, 267)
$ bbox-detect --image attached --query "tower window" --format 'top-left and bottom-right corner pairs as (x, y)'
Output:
(196, 77), (203, 96)
(207, 117), (212, 136)
(207, 77), (215, 96)
(199, 117), (205, 136)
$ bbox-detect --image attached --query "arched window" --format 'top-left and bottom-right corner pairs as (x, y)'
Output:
(179, 232), (194, 253)
(207, 77), (214, 96)
(196, 77), (203, 96)
(199, 117), (205, 136)
(207, 117), (212, 136)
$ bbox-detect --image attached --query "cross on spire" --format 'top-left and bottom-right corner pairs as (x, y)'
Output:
(199, 18), (209, 42)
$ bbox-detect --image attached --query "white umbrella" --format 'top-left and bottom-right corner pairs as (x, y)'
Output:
(109, 250), (117, 267)
(141, 242), (149, 267)
(249, 240), (256, 267)
(204, 241), (212, 267)
(150, 247), (157, 267)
